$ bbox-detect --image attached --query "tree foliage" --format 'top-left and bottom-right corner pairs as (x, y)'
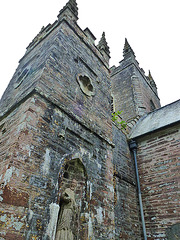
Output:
(112, 111), (127, 129)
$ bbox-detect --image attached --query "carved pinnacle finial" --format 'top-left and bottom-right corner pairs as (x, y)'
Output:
(97, 32), (110, 56)
(148, 70), (153, 80)
(148, 70), (157, 89)
(123, 38), (135, 58)
(58, 0), (78, 21)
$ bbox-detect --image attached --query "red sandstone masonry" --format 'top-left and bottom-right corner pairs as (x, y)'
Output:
(0, 92), (117, 239)
(0, 96), (44, 239)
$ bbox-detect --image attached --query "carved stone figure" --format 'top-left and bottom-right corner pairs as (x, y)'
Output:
(55, 179), (77, 240)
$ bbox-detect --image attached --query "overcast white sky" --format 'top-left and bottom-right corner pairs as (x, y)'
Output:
(0, 0), (179, 106)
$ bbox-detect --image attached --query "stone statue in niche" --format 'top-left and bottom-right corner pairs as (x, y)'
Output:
(55, 179), (77, 240)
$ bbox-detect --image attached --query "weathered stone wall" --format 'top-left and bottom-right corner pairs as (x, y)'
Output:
(0, 11), (117, 239)
(0, 35), (45, 116)
(0, 20), (112, 142)
(133, 67), (160, 114)
(35, 20), (112, 140)
(0, 93), (115, 239)
(111, 64), (136, 121)
(136, 123), (180, 239)
(0, 97), (37, 239)
(112, 125), (142, 239)
(111, 57), (161, 122)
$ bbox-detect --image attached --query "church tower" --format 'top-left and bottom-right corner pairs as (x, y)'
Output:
(0, 1), (116, 239)
(2, 1), (173, 239)
(111, 38), (161, 123)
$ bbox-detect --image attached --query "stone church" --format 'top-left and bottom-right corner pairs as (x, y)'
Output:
(0, 0), (179, 239)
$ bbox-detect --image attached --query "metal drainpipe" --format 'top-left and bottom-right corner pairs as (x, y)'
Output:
(129, 140), (147, 240)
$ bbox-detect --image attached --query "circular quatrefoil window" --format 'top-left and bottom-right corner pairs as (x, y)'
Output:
(77, 74), (95, 96)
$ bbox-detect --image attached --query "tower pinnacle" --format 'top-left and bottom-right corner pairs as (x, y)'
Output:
(148, 70), (158, 95)
(148, 70), (154, 81)
(148, 70), (156, 86)
(97, 32), (110, 56)
(58, 0), (78, 21)
(123, 38), (135, 58)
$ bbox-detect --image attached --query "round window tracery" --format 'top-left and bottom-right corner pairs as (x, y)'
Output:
(77, 74), (95, 96)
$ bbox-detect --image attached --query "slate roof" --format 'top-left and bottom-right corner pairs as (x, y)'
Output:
(129, 99), (180, 139)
